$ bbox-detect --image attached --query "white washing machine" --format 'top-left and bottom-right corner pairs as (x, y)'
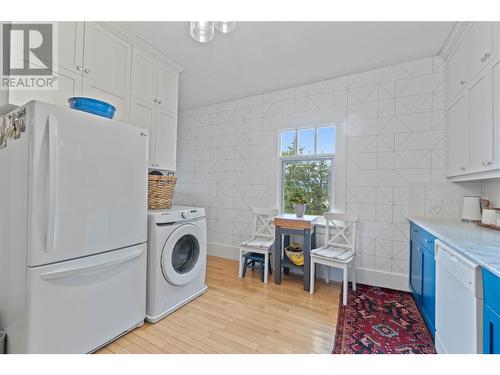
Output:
(146, 206), (208, 323)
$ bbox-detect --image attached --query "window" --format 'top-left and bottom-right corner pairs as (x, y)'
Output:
(280, 125), (336, 215)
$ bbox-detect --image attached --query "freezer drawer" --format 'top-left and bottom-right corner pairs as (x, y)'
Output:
(23, 243), (146, 353)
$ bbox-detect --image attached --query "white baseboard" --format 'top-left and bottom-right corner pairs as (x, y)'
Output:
(355, 267), (410, 292)
(207, 242), (239, 260)
(207, 241), (410, 292)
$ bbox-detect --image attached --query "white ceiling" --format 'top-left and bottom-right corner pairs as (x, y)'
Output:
(118, 21), (455, 110)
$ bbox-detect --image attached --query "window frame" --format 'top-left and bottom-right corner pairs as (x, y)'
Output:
(279, 124), (336, 215)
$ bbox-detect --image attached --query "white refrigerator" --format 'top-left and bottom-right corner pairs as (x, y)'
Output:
(0, 101), (148, 353)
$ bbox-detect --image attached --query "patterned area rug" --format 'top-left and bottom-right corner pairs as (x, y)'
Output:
(333, 284), (436, 354)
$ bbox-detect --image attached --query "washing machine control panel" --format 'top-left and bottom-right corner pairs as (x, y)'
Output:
(152, 207), (206, 224)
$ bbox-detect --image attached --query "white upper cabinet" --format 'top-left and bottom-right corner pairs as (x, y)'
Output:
(58, 22), (85, 74)
(492, 56), (500, 170)
(131, 49), (156, 103)
(447, 94), (469, 176)
(446, 36), (468, 105)
(6, 21), (181, 172)
(80, 24), (131, 121)
(129, 98), (156, 167)
(155, 109), (177, 171)
(130, 47), (180, 171)
(131, 49), (179, 112)
(467, 22), (493, 81)
(83, 23), (131, 99)
(27, 22), (84, 75)
(156, 65), (179, 113)
(446, 22), (500, 181)
(468, 71), (493, 172)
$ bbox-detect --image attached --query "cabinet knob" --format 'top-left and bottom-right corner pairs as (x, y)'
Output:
(459, 80), (466, 85)
(482, 160), (492, 167)
(84, 68), (90, 74)
(158, 100), (162, 104)
(154, 99), (158, 103)
(460, 166), (466, 171)
(76, 66), (83, 71)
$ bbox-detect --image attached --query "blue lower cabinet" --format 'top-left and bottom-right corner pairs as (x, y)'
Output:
(483, 268), (500, 354)
(484, 305), (500, 354)
(409, 222), (436, 337)
(421, 247), (436, 335)
(409, 239), (423, 303)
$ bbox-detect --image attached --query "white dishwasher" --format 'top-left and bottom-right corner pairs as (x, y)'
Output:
(435, 240), (483, 354)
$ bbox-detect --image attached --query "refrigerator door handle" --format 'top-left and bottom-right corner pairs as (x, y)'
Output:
(39, 247), (144, 280)
(46, 115), (58, 253)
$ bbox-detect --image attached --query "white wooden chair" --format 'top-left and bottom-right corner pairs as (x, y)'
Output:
(238, 208), (279, 283)
(309, 212), (359, 305)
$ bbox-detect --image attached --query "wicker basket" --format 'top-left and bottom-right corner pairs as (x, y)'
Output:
(148, 175), (177, 210)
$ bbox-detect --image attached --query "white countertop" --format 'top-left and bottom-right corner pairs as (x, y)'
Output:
(409, 217), (500, 278)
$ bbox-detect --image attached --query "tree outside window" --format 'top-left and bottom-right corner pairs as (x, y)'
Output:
(280, 126), (335, 215)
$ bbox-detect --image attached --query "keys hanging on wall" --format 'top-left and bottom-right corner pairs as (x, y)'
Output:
(0, 107), (26, 149)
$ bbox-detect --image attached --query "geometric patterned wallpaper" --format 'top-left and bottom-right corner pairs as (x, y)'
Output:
(175, 56), (484, 288)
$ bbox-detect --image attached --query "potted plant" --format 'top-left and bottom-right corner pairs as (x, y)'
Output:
(290, 191), (307, 217)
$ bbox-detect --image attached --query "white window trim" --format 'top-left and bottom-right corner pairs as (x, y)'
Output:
(278, 124), (337, 215)
(272, 110), (347, 216)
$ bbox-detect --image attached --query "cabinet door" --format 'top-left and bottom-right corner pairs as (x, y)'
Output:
(468, 71), (493, 171)
(421, 248), (436, 335)
(82, 23), (131, 98)
(130, 99), (156, 167)
(446, 37), (468, 105)
(154, 109), (177, 171)
(8, 69), (82, 107)
(468, 22), (493, 81)
(131, 48), (156, 103)
(57, 22), (84, 74)
(492, 57), (500, 170)
(409, 239), (423, 303)
(82, 81), (127, 122)
(156, 64), (179, 113)
(494, 22), (500, 57)
(19, 22), (84, 75)
(447, 94), (469, 176)
(484, 305), (500, 354)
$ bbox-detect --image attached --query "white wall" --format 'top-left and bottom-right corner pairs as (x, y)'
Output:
(482, 180), (500, 207)
(175, 56), (484, 290)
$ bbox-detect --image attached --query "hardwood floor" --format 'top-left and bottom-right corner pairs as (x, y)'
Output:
(97, 256), (341, 354)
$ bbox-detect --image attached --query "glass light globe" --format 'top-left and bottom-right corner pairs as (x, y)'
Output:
(190, 21), (215, 43)
(215, 22), (236, 34)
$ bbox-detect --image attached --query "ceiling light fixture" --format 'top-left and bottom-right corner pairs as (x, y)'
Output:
(190, 21), (236, 43)
(215, 21), (236, 34)
(190, 21), (215, 43)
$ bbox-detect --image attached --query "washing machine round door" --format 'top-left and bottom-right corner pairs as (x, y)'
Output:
(161, 223), (205, 286)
